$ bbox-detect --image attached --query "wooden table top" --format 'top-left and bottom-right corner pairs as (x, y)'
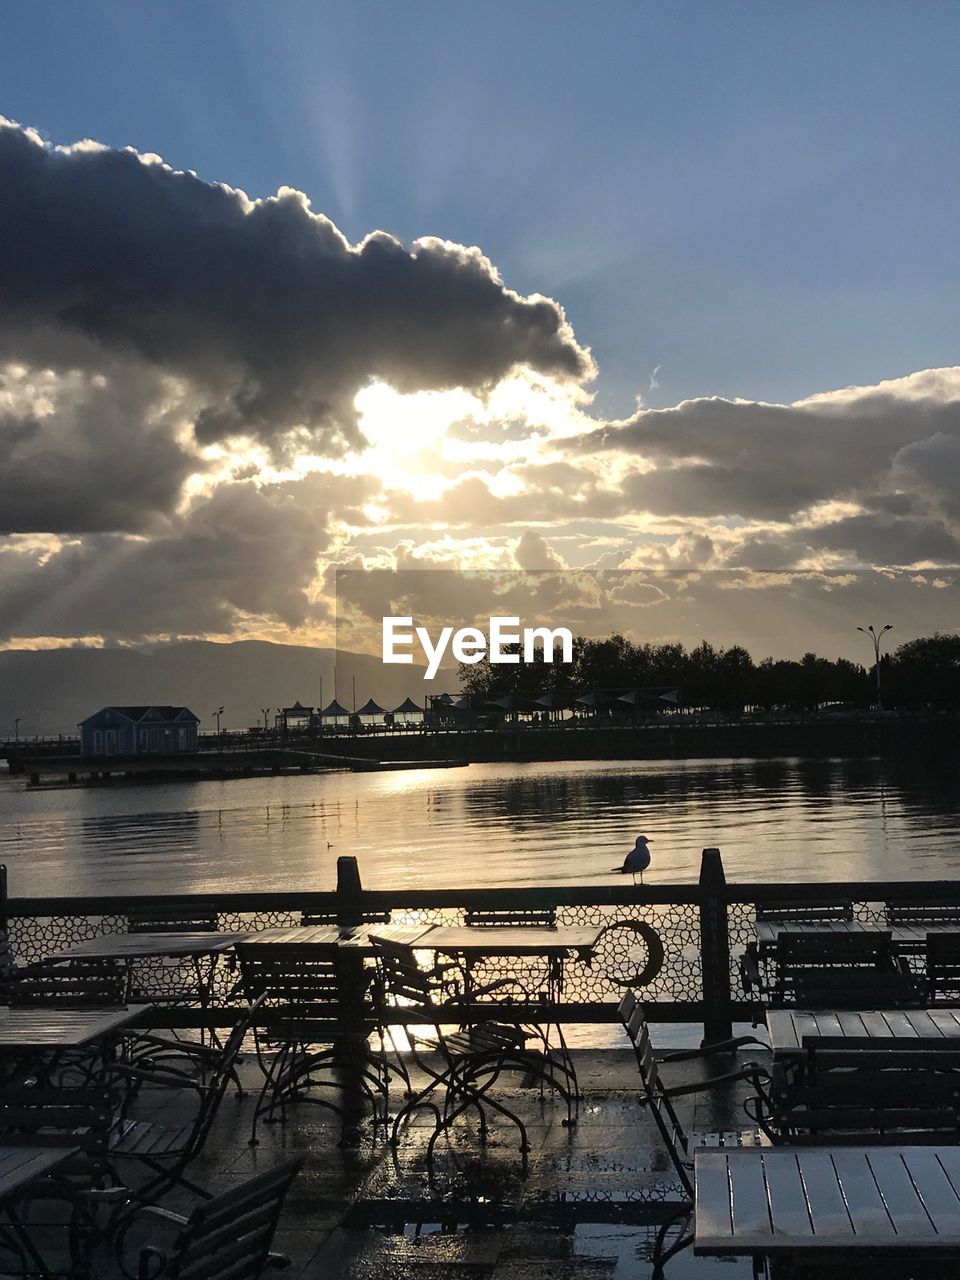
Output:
(49, 931), (247, 961)
(0, 1146), (79, 1203)
(695, 1146), (960, 1256)
(0, 1004), (148, 1048)
(420, 924), (604, 955)
(239, 923), (436, 951)
(755, 920), (957, 949)
(766, 1007), (960, 1055)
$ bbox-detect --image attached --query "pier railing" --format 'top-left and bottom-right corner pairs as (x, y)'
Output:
(4, 851), (960, 1043)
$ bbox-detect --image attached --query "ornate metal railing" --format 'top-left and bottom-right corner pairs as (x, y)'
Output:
(4, 852), (960, 1040)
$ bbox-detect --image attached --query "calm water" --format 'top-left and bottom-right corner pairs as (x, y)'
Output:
(1, 755), (959, 898)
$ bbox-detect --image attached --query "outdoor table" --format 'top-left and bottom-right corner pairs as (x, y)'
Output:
(695, 1146), (960, 1262)
(0, 1145), (82, 1268)
(423, 924), (602, 957)
(0, 1145), (79, 1196)
(0, 1005), (148, 1050)
(48, 932), (247, 1017)
(755, 919), (958, 955)
(418, 924), (604, 1000)
(242, 922), (436, 952)
(767, 1006), (960, 1058)
(48, 932), (246, 962)
(0, 1005), (149, 1085)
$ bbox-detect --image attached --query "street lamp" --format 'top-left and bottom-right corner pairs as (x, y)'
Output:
(857, 624), (893, 710)
(13, 717), (20, 759)
(212, 707), (224, 750)
(261, 707), (271, 731)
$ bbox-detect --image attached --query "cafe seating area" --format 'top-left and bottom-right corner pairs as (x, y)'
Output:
(8, 855), (960, 1275)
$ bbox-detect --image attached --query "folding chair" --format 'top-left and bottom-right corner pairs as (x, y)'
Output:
(106, 997), (264, 1206)
(373, 937), (574, 1167)
(618, 994), (770, 1275)
(927, 932), (960, 1002)
(126, 1157), (302, 1279)
(234, 941), (390, 1145)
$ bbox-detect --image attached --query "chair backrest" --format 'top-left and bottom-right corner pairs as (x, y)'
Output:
(776, 930), (895, 969)
(370, 937), (436, 1015)
(927, 932), (960, 999)
(789, 966), (921, 1009)
(618, 998), (692, 1197)
(234, 944), (361, 1036)
(127, 903), (219, 933)
(887, 902), (960, 926)
(464, 907), (557, 928)
(10, 957), (127, 1008)
(184, 996), (265, 1161)
(299, 908), (391, 926)
(782, 1047), (960, 1140)
(756, 900), (854, 923)
(775, 931), (900, 1005)
(149, 1156), (303, 1280)
(0, 1085), (116, 1154)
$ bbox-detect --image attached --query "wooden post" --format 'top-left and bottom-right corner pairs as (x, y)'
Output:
(335, 855), (364, 927)
(333, 856), (369, 1114)
(0, 865), (8, 991)
(698, 847), (733, 1046)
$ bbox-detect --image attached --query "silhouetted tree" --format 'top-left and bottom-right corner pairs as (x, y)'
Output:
(457, 629), (960, 716)
(889, 634), (960, 709)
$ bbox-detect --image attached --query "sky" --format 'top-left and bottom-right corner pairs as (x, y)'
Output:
(0, 1), (958, 662)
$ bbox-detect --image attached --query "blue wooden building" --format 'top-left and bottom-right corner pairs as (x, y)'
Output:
(79, 706), (200, 757)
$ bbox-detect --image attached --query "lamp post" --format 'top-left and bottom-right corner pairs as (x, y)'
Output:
(857, 624), (893, 710)
(212, 706), (224, 751)
(13, 717), (20, 764)
(261, 707), (271, 732)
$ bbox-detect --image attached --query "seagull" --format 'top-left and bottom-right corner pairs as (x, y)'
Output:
(613, 836), (652, 884)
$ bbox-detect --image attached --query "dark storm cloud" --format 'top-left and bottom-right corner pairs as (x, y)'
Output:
(802, 514), (960, 565)
(0, 118), (593, 463)
(0, 363), (198, 534)
(0, 472), (376, 641)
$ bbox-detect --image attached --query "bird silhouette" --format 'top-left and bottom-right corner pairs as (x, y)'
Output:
(613, 835), (652, 884)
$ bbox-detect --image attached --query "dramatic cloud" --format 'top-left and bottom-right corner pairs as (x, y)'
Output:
(588, 368), (960, 522)
(3, 115), (959, 652)
(0, 473), (375, 642)
(0, 118), (592, 468)
(0, 361), (199, 533)
(514, 530), (564, 570)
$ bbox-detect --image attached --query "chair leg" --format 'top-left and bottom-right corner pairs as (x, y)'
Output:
(652, 1205), (694, 1278)
(443, 1066), (531, 1162)
(250, 1039), (293, 1145)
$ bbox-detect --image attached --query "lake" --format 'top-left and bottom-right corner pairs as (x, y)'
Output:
(1, 754), (959, 898)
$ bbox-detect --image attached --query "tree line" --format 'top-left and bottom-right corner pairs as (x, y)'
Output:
(458, 632), (960, 713)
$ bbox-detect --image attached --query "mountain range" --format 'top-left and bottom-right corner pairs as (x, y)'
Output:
(0, 641), (458, 737)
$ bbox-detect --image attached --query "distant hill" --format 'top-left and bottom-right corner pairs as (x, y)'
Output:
(0, 640), (458, 737)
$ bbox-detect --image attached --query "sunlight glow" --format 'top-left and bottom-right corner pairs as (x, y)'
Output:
(349, 374), (592, 496)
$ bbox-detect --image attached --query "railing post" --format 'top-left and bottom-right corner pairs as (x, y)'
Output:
(336, 855), (364, 927)
(698, 847), (733, 1046)
(334, 857), (368, 1102)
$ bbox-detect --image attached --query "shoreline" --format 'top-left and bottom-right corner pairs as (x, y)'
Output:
(7, 714), (958, 789)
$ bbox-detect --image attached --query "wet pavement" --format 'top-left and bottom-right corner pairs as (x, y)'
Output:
(66, 1037), (769, 1279)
